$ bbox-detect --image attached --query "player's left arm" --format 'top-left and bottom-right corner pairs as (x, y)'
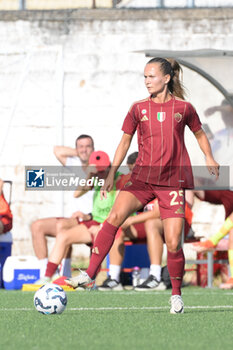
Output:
(194, 128), (219, 179)
(121, 211), (158, 229)
(73, 165), (97, 198)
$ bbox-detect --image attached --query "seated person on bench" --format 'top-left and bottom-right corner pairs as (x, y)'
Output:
(98, 194), (193, 291)
(191, 190), (233, 289)
(0, 179), (13, 235)
(35, 151), (137, 284)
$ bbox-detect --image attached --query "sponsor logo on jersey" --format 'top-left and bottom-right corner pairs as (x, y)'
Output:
(124, 181), (133, 188)
(174, 112), (183, 122)
(175, 206), (184, 214)
(141, 115), (148, 121)
(157, 112), (166, 122)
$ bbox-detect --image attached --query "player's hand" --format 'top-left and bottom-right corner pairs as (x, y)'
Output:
(204, 106), (219, 117)
(121, 217), (133, 231)
(71, 211), (85, 220)
(206, 156), (220, 180)
(100, 173), (115, 199)
(86, 164), (98, 176)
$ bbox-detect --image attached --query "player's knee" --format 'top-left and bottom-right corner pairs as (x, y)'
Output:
(30, 220), (43, 237)
(166, 239), (180, 253)
(107, 211), (124, 227)
(56, 219), (66, 233)
(56, 231), (68, 245)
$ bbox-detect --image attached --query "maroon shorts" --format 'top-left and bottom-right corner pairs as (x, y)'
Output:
(80, 219), (100, 247)
(56, 217), (100, 248)
(123, 178), (185, 220)
(80, 219), (100, 228)
(132, 222), (147, 240)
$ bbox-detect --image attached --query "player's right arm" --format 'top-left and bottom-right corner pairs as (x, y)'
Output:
(121, 210), (157, 230)
(53, 146), (77, 166)
(101, 133), (133, 198)
(73, 165), (97, 198)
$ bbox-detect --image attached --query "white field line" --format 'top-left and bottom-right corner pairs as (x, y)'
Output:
(76, 290), (233, 296)
(69, 305), (233, 311)
(1, 305), (233, 311)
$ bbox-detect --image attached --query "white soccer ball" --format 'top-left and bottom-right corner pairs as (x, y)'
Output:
(34, 283), (67, 315)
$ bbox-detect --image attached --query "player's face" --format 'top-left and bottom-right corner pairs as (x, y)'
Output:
(144, 63), (170, 96)
(76, 138), (94, 164)
(127, 163), (135, 172)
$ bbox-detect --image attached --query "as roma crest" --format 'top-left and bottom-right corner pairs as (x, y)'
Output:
(174, 112), (183, 123)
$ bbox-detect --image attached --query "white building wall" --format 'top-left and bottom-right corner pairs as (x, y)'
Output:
(0, 8), (232, 257)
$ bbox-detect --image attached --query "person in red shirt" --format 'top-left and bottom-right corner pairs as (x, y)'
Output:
(66, 57), (219, 314)
(0, 179), (13, 234)
(98, 197), (193, 292)
(191, 190), (233, 289)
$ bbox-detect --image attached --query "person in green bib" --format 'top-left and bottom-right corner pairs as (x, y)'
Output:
(35, 151), (124, 284)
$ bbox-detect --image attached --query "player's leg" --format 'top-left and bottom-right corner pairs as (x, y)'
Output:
(163, 217), (184, 313)
(220, 227), (233, 289)
(145, 199), (163, 281)
(135, 218), (166, 291)
(56, 217), (79, 232)
(31, 217), (59, 276)
(87, 191), (143, 276)
(146, 218), (163, 268)
(30, 218), (57, 259)
(109, 220), (139, 266)
(99, 220), (139, 291)
(56, 218), (79, 276)
(157, 188), (185, 313)
(39, 224), (93, 282)
(31, 217), (77, 276)
(65, 191), (145, 288)
(192, 212), (233, 253)
(98, 229), (124, 291)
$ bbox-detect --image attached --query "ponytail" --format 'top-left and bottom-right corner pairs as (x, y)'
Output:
(166, 58), (186, 100)
(147, 57), (186, 100)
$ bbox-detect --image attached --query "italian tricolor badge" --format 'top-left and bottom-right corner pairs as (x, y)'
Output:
(157, 112), (166, 122)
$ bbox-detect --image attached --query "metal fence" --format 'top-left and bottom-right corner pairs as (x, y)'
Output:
(0, 0), (232, 11)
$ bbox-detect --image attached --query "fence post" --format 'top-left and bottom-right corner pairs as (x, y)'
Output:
(19, 0), (26, 10)
(112, 0), (118, 7)
(158, 0), (165, 8)
(187, 0), (195, 8)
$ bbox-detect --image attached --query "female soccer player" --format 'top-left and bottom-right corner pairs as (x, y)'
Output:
(66, 57), (219, 314)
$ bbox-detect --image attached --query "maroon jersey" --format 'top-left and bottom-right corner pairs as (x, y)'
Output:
(203, 190), (233, 218)
(122, 96), (202, 188)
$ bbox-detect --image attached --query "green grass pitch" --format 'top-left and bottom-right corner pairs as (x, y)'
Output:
(0, 286), (233, 350)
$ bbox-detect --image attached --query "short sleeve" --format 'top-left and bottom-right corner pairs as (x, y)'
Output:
(115, 173), (131, 190)
(121, 104), (139, 135)
(186, 103), (202, 133)
(66, 156), (81, 167)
